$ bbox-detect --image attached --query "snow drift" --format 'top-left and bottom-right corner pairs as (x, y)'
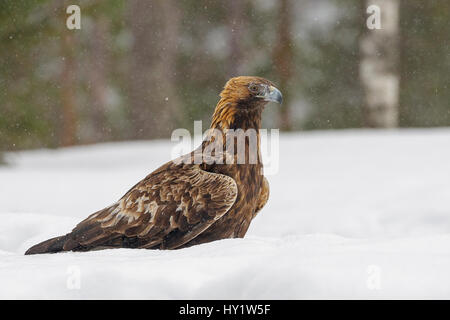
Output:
(1, 129), (450, 299)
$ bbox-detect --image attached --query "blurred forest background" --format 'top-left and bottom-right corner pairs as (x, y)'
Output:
(0, 0), (449, 154)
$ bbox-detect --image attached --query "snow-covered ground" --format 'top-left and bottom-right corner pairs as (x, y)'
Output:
(1, 129), (450, 299)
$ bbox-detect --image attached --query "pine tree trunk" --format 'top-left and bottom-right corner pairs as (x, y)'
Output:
(360, 0), (400, 128)
(127, 0), (181, 140)
(88, 16), (110, 143)
(60, 28), (78, 146)
(273, 0), (293, 131)
(227, 0), (245, 77)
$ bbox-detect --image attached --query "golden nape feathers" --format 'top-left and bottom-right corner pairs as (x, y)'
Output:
(25, 76), (282, 255)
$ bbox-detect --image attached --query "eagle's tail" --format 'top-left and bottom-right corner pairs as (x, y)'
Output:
(25, 235), (69, 255)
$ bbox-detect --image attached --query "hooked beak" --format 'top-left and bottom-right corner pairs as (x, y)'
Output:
(261, 85), (283, 104)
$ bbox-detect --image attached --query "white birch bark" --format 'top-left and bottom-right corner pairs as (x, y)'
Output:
(360, 0), (400, 128)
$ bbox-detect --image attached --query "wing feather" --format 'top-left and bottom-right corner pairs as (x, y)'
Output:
(65, 162), (238, 250)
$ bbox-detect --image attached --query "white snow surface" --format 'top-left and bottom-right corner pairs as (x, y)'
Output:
(1, 129), (450, 299)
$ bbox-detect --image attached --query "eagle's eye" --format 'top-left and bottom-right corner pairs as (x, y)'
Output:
(248, 83), (260, 94)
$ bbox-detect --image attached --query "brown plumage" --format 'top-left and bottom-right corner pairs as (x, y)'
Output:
(25, 76), (282, 255)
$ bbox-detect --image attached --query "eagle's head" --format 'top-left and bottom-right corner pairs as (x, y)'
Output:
(220, 76), (283, 106)
(212, 76), (282, 129)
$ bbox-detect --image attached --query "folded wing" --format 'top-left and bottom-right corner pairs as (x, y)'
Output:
(62, 163), (238, 251)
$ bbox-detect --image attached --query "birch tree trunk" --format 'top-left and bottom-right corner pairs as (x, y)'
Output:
(360, 0), (400, 128)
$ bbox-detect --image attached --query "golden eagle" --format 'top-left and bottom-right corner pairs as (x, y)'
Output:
(25, 76), (282, 254)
